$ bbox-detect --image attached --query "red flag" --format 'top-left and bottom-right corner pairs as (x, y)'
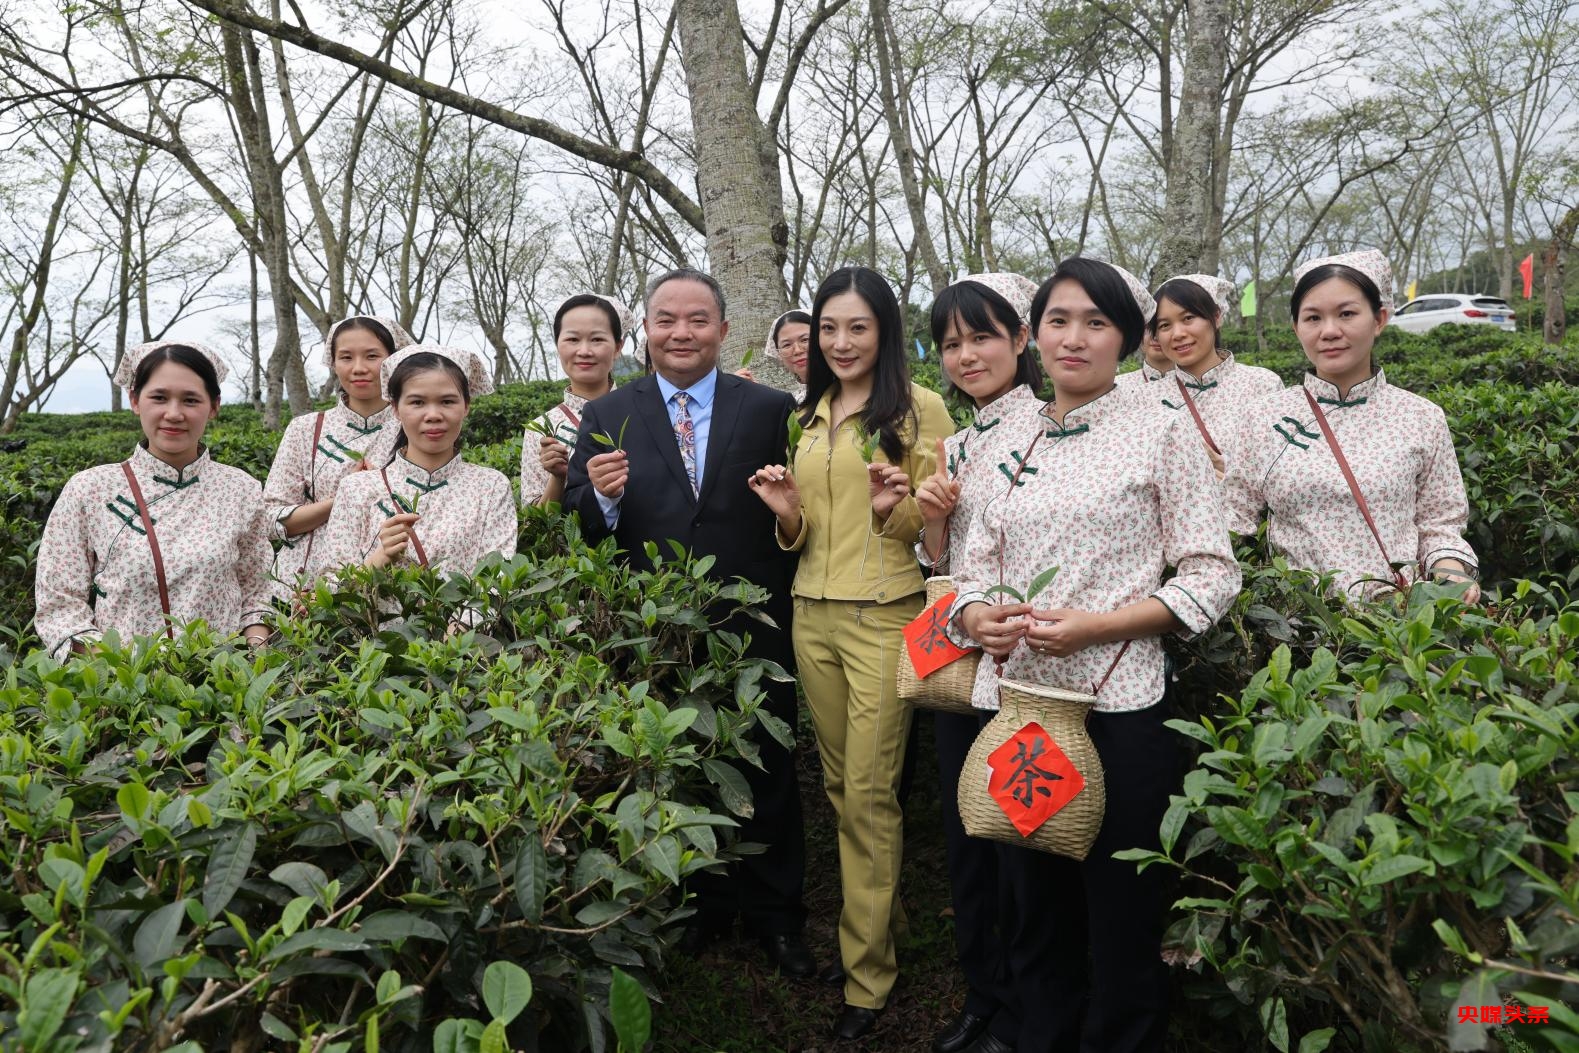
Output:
(1519, 253), (1534, 298)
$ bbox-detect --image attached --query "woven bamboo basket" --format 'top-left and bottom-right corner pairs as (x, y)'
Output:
(958, 677), (1106, 860)
(897, 575), (981, 714)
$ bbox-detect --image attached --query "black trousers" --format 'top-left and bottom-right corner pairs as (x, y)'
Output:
(994, 696), (1182, 1053)
(687, 618), (807, 936)
(935, 709), (1008, 1021)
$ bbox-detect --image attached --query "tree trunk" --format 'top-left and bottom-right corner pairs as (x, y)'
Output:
(0, 121), (83, 432)
(221, 21), (308, 427)
(1544, 204), (1577, 348)
(673, 0), (792, 381)
(869, 0), (949, 296)
(1152, 0), (1228, 283)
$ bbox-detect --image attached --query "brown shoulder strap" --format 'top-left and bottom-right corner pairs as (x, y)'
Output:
(379, 467), (429, 567)
(120, 461), (174, 639)
(1174, 376), (1221, 455)
(297, 411), (329, 574)
(557, 402), (581, 430)
(1302, 387), (1407, 590)
(1092, 639), (1132, 695)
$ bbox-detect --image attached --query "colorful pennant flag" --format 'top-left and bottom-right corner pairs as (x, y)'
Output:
(1519, 253), (1534, 298)
(1405, 280), (1418, 302)
(914, 338), (927, 360)
(1239, 281), (1257, 318)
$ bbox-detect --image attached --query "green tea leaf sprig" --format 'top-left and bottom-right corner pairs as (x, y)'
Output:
(853, 421), (881, 464)
(786, 412), (804, 468)
(591, 416), (632, 452)
(981, 565), (1059, 605)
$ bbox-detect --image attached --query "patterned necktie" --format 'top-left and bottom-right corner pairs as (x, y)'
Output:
(673, 391), (699, 495)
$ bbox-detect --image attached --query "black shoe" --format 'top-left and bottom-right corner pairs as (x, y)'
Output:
(758, 931), (816, 979)
(819, 960), (846, 987)
(961, 1033), (1015, 1053)
(933, 1010), (992, 1053)
(833, 1004), (881, 1041)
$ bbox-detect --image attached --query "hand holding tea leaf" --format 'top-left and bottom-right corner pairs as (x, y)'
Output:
(538, 433), (570, 479)
(1025, 606), (1106, 658)
(960, 599), (1031, 659)
(368, 511), (421, 568)
(868, 461), (912, 518)
(853, 421), (882, 464)
(591, 416), (632, 452)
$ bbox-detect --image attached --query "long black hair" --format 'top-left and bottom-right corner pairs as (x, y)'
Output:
(1290, 264), (1384, 318)
(802, 266), (915, 462)
(385, 352), (472, 466)
(131, 344), (221, 403)
(1030, 257), (1147, 359)
(1149, 279), (1222, 349)
(929, 281), (1044, 407)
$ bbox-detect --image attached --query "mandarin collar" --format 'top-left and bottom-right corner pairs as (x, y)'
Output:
(1139, 360), (1172, 382)
(1041, 382), (1127, 434)
(131, 441), (210, 489)
(561, 381), (616, 415)
(336, 398), (395, 431)
(1182, 350), (1235, 387)
(393, 450), (464, 487)
(1303, 368), (1387, 404)
(972, 384), (1040, 427)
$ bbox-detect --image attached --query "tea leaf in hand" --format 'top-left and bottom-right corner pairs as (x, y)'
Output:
(591, 432), (615, 449)
(982, 584), (1025, 603)
(741, 347), (756, 367)
(1026, 565), (1061, 605)
(616, 417), (630, 451)
(344, 449), (364, 462)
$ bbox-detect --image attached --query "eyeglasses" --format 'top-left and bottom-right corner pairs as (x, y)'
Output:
(777, 334), (811, 352)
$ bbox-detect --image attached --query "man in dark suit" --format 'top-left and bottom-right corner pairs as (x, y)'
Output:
(563, 268), (813, 977)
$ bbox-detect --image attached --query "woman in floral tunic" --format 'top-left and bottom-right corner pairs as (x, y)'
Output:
(908, 272), (1046, 1053)
(1223, 249), (1478, 600)
(35, 341), (276, 658)
(1147, 274), (1283, 478)
(263, 315), (413, 581)
(321, 345), (517, 575)
(947, 258), (1241, 1053)
(1115, 332), (1172, 389)
(520, 294), (632, 506)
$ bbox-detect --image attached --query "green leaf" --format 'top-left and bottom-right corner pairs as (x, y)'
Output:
(514, 834), (548, 924)
(702, 758), (754, 817)
(433, 1017), (484, 1053)
(741, 347), (756, 367)
(1362, 853), (1432, 887)
(591, 432), (615, 448)
(117, 780), (151, 821)
(367, 1013), (381, 1053)
(260, 1013), (298, 1042)
(133, 899), (187, 966)
(981, 584), (1025, 603)
(263, 928), (371, 962)
(481, 960), (533, 1025)
(646, 835), (682, 885)
(281, 896), (314, 937)
(616, 416), (630, 451)
(1259, 995), (1289, 1053)
(203, 821), (258, 918)
(356, 911), (446, 944)
(1447, 970), (1498, 1051)
(17, 968), (77, 1049)
(1297, 1028), (1336, 1053)
(271, 861), (329, 900)
(609, 967), (651, 1053)
(1024, 565), (1060, 604)
(479, 1019), (507, 1053)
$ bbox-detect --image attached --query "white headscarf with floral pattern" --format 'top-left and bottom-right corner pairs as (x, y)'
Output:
(323, 315), (415, 370)
(959, 272), (1040, 326)
(113, 340), (229, 392)
(1160, 274), (1236, 321)
(380, 344), (495, 400)
(1294, 249), (1395, 312)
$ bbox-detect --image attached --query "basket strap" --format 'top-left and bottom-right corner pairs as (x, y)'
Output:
(380, 467), (430, 567)
(1302, 387), (1406, 590)
(1174, 376), (1220, 455)
(1091, 639), (1131, 695)
(120, 461), (174, 640)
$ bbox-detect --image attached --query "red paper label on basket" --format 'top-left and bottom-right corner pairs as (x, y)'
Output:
(986, 722), (1085, 836)
(902, 592), (975, 678)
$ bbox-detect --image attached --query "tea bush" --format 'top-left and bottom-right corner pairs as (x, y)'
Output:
(1158, 570), (1579, 1053)
(0, 510), (792, 1051)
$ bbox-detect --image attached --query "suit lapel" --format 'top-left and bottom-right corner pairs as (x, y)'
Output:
(698, 373), (744, 508)
(632, 376), (694, 500)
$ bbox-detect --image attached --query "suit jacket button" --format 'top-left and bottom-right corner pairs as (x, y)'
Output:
(692, 518), (701, 527)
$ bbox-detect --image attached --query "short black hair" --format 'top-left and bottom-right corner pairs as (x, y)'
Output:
(929, 281), (1043, 405)
(1030, 257), (1146, 359)
(1150, 278), (1223, 348)
(1290, 264), (1384, 318)
(131, 344), (221, 402)
(554, 294), (625, 342)
(385, 352), (472, 465)
(646, 268), (726, 319)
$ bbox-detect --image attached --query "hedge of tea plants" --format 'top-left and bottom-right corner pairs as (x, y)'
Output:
(2, 327), (1578, 1053)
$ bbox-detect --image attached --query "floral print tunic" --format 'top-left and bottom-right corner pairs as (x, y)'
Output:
(919, 385), (1045, 574)
(1223, 370), (1477, 598)
(263, 400), (397, 581)
(35, 444), (278, 658)
(947, 383), (1241, 713)
(519, 388), (600, 507)
(1144, 352), (1284, 463)
(1115, 359), (1170, 389)
(320, 451), (518, 574)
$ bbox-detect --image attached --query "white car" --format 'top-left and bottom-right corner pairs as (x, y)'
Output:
(1391, 294), (1516, 333)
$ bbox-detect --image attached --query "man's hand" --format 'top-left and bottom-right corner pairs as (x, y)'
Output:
(588, 450), (629, 498)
